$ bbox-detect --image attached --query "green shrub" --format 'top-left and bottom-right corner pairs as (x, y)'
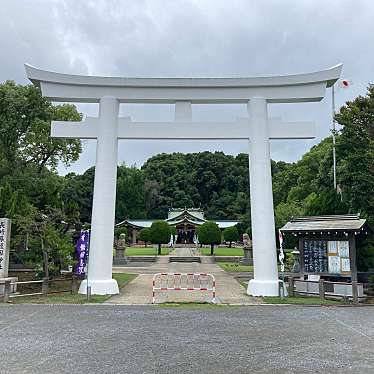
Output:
(223, 226), (239, 247)
(198, 221), (221, 255)
(149, 220), (170, 255)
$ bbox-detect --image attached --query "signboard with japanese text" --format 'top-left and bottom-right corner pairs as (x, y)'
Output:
(303, 239), (328, 273)
(75, 230), (90, 277)
(0, 218), (11, 278)
(303, 239), (351, 276)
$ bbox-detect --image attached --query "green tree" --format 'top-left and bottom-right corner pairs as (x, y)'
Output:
(275, 201), (304, 229)
(170, 226), (177, 236)
(335, 85), (374, 225)
(15, 207), (75, 277)
(149, 220), (170, 255)
(139, 227), (151, 247)
(116, 165), (148, 222)
(198, 221), (221, 255)
(61, 168), (95, 224)
(142, 151), (250, 220)
(223, 226), (239, 247)
(0, 81), (82, 172)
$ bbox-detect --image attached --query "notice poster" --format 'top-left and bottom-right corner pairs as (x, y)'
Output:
(328, 241), (338, 254)
(328, 256), (341, 274)
(341, 258), (351, 272)
(338, 241), (349, 257)
(327, 240), (351, 275)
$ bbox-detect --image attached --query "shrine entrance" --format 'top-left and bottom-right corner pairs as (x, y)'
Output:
(176, 223), (196, 244)
(25, 63), (342, 296)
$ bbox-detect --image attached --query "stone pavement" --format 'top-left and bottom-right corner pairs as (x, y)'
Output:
(2, 304), (373, 374)
(172, 246), (197, 256)
(108, 248), (259, 305)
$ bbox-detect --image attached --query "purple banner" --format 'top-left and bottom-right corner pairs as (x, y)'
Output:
(75, 230), (90, 277)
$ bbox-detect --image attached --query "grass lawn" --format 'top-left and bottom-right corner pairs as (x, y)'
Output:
(125, 247), (171, 256)
(263, 296), (342, 305)
(200, 247), (244, 256)
(218, 262), (283, 272)
(12, 273), (137, 304)
(217, 262), (253, 272)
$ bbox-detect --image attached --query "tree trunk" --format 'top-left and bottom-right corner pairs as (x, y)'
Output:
(229, 241), (232, 248)
(210, 244), (214, 256)
(158, 243), (161, 255)
(41, 239), (49, 279)
(145, 241), (147, 248)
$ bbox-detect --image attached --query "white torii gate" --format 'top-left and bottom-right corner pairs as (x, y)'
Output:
(25, 64), (342, 296)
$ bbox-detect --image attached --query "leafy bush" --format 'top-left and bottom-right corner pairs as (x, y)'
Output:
(149, 220), (170, 255)
(198, 221), (221, 255)
(223, 226), (239, 247)
(138, 228), (151, 247)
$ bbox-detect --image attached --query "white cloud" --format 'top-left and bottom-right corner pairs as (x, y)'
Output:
(0, 0), (373, 174)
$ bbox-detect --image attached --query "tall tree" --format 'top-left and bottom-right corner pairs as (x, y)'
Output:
(0, 81), (82, 172)
(335, 85), (374, 224)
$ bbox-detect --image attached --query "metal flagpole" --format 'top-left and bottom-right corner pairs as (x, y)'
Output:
(332, 85), (337, 190)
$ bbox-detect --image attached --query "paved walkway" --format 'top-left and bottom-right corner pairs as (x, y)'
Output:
(3, 305), (373, 373)
(107, 248), (259, 305)
(173, 247), (196, 256)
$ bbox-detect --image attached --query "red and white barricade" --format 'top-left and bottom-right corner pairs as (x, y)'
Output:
(152, 273), (216, 304)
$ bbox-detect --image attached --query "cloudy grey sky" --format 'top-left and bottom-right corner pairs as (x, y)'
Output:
(1, 0), (373, 174)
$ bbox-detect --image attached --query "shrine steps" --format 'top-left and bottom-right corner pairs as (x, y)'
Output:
(169, 257), (201, 263)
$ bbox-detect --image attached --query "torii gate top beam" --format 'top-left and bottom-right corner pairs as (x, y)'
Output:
(25, 64), (342, 104)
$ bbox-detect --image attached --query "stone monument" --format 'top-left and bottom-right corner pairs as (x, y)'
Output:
(0, 218), (18, 295)
(114, 233), (127, 265)
(241, 233), (253, 266)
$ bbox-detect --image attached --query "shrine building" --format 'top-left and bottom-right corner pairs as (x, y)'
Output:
(117, 208), (239, 245)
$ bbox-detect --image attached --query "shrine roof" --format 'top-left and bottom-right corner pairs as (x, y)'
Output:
(116, 218), (239, 229)
(215, 220), (240, 228)
(167, 208), (204, 221)
(280, 214), (367, 233)
(117, 220), (154, 228)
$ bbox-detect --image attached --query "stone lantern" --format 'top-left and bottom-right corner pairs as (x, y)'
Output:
(114, 233), (127, 265)
(241, 233), (253, 266)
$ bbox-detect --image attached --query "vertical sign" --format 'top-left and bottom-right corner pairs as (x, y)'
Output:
(75, 230), (90, 277)
(0, 218), (11, 279)
(278, 230), (285, 272)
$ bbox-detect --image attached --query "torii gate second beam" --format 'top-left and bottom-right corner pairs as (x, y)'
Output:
(25, 64), (342, 296)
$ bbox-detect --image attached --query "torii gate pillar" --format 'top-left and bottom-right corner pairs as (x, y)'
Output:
(247, 98), (278, 295)
(80, 96), (120, 295)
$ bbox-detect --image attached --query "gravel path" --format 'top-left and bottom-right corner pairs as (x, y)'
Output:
(0, 304), (373, 373)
